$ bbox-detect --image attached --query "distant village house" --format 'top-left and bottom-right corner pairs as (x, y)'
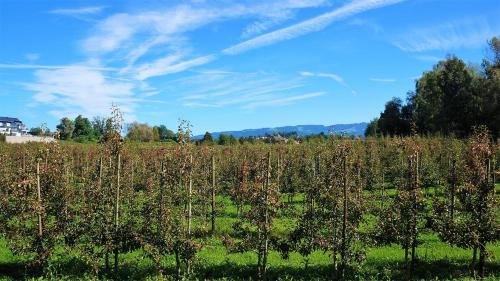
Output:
(0, 117), (54, 143)
(0, 117), (28, 136)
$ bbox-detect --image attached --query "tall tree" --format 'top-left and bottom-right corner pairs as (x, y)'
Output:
(92, 117), (108, 139)
(365, 118), (379, 137)
(378, 98), (410, 136)
(127, 122), (154, 142)
(155, 125), (176, 141)
(56, 117), (75, 140)
(73, 115), (94, 141)
(202, 131), (213, 143)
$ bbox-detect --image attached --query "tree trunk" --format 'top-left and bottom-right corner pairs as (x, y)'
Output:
(450, 159), (456, 222)
(478, 242), (486, 277)
(404, 246), (409, 265)
(472, 246), (477, 275)
(105, 250), (110, 276)
(175, 248), (181, 280)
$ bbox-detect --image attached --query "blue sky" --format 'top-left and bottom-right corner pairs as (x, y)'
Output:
(0, 0), (499, 134)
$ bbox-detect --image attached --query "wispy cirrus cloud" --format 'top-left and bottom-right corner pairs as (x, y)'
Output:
(81, 6), (223, 55)
(133, 54), (216, 80)
(19, 0), (403, 118)
(369, 77), (396, 82)
(49, 6), (106, 21)
(50, 6), (105, 15)
(223, 0), (405, 55)
(394, 18), (500, 52)
(299, 71), (357, 94)
(241, 0), (329, 38)
(299, 71), (346, 85)
(0, 63), (116, 71)
(166, 70), (321, 109)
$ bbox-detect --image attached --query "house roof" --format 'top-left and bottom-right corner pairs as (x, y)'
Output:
(0, 117), (22, 123)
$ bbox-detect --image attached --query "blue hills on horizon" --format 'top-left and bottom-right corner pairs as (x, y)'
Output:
(194, 122), (368, 140)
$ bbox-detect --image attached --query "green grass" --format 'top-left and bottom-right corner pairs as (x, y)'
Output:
(1, 194), (499, 280)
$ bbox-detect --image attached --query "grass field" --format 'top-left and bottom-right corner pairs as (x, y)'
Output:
(1, 188), (499, 281)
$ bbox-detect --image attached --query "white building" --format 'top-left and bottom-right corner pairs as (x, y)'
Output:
(0, 117), (29, 136)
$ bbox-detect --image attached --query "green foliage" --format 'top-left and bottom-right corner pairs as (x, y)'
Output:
(377, 97), (412, 136)
(91, 117), (108, 140)
(0, 136), (498, 280)
(72, 115), (94, 142)
(127, 122), (155, 142)
(56, 118), (74, 140)
(367, 37), (500, 138)
(29, 127), (43, 136)
(202, 131), (213, 143)
(365, 118), (379, 137)
(155, 125), (176, 142)
(218, 134), (238, 145)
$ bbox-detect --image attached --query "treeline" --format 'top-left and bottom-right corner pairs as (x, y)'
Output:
(48, 115), (338, 145)
(366, 37), (500, 138)
(46, 115), (178, 143)
(0, 124), (498, 280)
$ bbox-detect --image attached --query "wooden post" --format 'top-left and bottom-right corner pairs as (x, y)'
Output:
(159, 161), (165, 235)
(114, 153), (121, 276)
(277, 152), (281, 193)
(36, 160), (43, 237)
(211, 154), (216, 234)
(340, 152), (348, 277)
(98, 157), (103, 189)
(262, 152), (271, 276)
(188, 155), (193, 236)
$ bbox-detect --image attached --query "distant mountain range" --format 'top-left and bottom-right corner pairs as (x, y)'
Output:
(194, 122), (368, 139)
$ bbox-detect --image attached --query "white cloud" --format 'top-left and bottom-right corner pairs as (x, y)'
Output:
(50, 6), (105, 15)
(134, 54), (216, 80)
(82, 5), (241, 55)
(394, 19), (500, 52)
(299, 71), (352, 89)
(299, 71), (315, 76)
(19, 0), (402, 119)
(223, 0), (405, 55)
(317, 73), (344, 83)
(241, 0), (329, 38)
(369, 78), (396, 82)
(164, 71), (321, 109)
(25, 66), (138, 120)
(0, 63), (116, 71)
(25, 53), (40, 62)
(49, 6), (106, 20)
